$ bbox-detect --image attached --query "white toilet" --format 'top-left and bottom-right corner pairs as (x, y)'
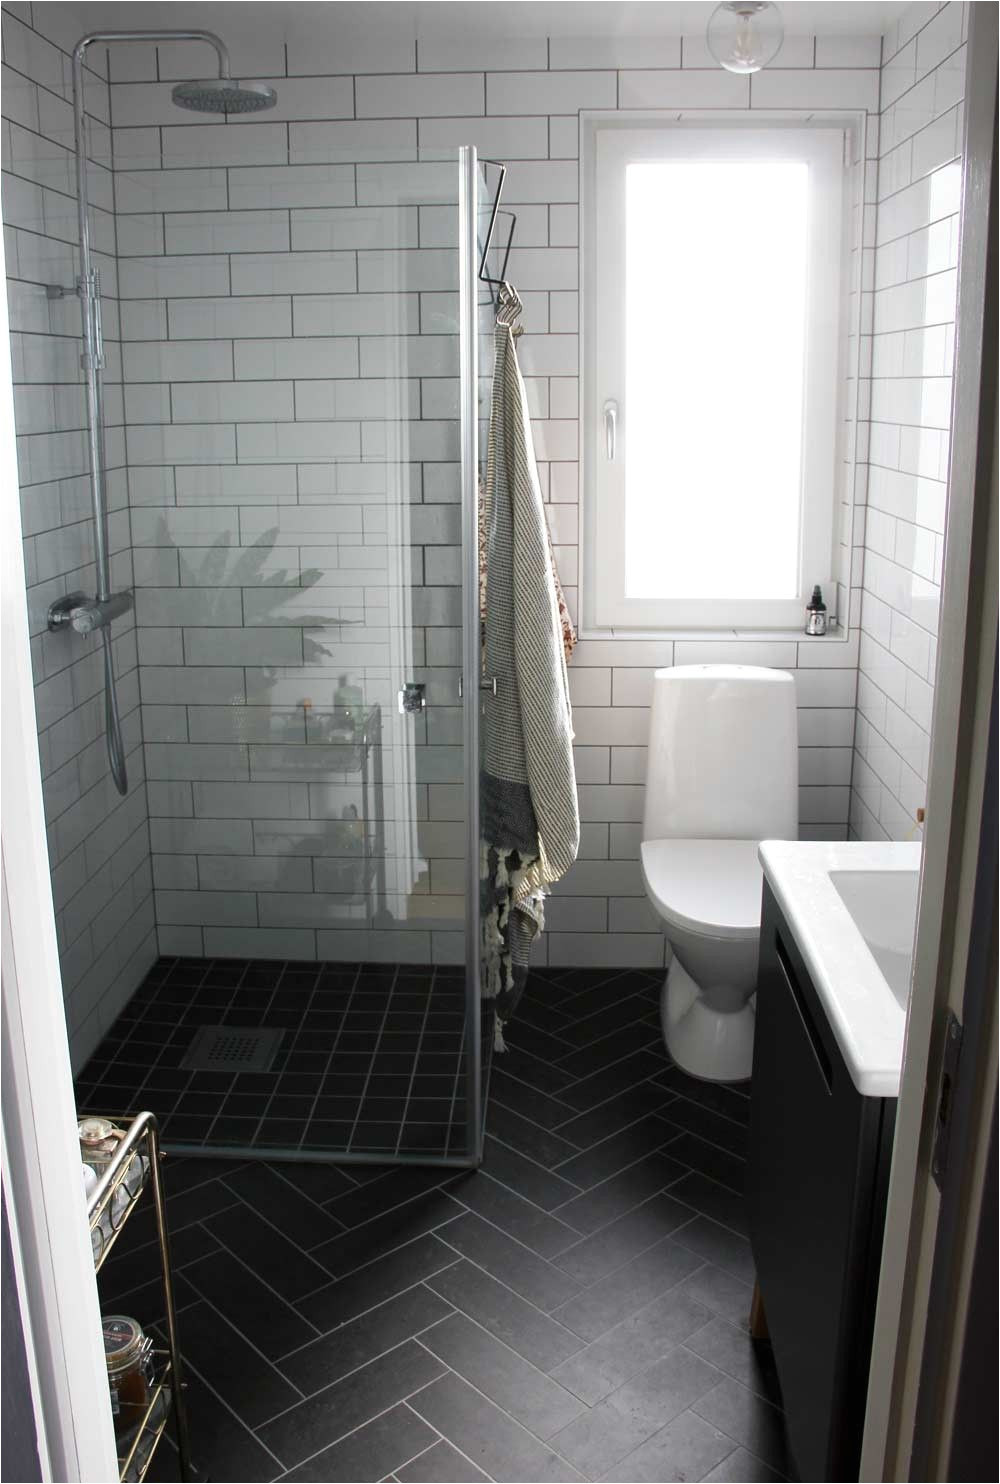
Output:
(640, 665), (798, 1083)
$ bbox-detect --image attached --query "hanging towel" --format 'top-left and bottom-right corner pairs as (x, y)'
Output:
(479, 477), (577, 666)
(481, 322), (580, 1044)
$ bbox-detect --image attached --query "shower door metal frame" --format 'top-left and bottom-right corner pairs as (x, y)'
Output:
(459, 144), (484, 1168)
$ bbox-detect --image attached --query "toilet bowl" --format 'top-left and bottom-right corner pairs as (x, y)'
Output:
(641, 666), (798, 1082)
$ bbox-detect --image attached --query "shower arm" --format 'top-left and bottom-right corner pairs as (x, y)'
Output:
(69, 30), (231, 607)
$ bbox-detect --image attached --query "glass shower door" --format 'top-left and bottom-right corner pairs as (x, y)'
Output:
(73, 142), (485, 1168)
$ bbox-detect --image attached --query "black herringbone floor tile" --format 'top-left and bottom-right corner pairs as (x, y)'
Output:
(551, 1235), (706, 1344)
(182, 1247), (318, 1358)
(279, 1284), (452, 1388)
(427, 1259), (585, 1372)
(555, 1112), (677, 1189)
(550, 1346), (724, 1479)
(419, 1311), (587, 1439)
(396, 1435), (490, 1480)
(487, 1100), (582, 1167)
(283, 1402), (436, 1483)
(97, 963), (792, 1483)
(670, 1131), (746, 1195)
(300, 1232), (459, 1330)
(258, 1341), (445, 1471)
(451, 1169), (580, 1257)
(550, 1285), (713, 1406)
(555, 1083), (671, 1147)
(481, 1135), (583, 1210)
(408, 1370), (584, 1482)
(310, 1188), (466, 1278)
(554, 1149), (688, 1236)
(672, 1213), (757, 1286)
(488, 1067), (578, 1130)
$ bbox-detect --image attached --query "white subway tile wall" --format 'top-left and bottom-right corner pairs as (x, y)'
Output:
(3, 3), (963, 1005)
(851, 1), (965, 841)
(2, 0), (155, 1069)
(102, 15), (881, 974)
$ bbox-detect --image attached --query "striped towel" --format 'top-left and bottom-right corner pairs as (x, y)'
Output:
(480, 322), (580, 1044)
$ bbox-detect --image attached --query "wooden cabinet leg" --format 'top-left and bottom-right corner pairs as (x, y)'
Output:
(749, 1280), (770, 1340)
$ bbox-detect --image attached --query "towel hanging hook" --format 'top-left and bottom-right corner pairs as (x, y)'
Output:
(478, 160), (518, 310)
(496, 280), (524, 336)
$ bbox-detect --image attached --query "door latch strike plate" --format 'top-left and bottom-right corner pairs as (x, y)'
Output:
(931, 1011), (963, 1189)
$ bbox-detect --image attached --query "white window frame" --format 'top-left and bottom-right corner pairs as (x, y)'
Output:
(582, 114), (859, 635)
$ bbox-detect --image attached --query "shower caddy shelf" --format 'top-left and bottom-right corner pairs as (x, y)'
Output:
(86, 1110), (192, 1483)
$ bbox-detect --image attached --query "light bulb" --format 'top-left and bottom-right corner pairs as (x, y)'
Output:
(706, 1), (784, 73)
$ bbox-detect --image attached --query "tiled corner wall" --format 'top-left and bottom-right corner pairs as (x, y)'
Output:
(2, 0), (155, 1069)
(105, 12), (882, 973)
(850, 0), (966, 841)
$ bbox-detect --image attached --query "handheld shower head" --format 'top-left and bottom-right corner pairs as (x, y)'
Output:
(171, 77), (277, 113)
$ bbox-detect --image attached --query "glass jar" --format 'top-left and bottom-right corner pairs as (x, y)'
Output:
(79, 1117), (123, 1171)
(103, 1315), (154, 1444)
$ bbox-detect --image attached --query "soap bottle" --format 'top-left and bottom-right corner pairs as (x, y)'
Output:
(805, 585), (828, 636)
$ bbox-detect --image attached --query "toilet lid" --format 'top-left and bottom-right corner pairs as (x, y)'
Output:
(641, 839), (765, 941)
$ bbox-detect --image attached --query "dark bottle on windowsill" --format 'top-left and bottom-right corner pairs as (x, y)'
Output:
(805, 584), (828, 636)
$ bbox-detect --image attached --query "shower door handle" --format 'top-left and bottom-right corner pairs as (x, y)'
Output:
(603, 400), (618, 460)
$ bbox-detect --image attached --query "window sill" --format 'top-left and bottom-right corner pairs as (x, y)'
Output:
(577, 625), (850, 644)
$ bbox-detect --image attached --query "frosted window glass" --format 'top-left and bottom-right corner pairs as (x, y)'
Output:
(625, 161), (808, 600)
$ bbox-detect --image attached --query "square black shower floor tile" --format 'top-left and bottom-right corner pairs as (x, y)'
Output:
(75, 957), (481, 1161)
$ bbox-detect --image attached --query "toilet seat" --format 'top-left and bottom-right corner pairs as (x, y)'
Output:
(640, 838), (764, 941)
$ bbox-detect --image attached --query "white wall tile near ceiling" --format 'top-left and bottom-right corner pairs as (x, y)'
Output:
(851, 1), (966, 843)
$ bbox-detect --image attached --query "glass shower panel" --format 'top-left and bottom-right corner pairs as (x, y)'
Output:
(71, 132), (483, 1166)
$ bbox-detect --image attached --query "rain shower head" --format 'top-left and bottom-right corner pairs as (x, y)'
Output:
(171, 77), (277, 113)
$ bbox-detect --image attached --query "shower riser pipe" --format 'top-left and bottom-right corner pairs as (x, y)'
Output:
(59, 31), (236, 796)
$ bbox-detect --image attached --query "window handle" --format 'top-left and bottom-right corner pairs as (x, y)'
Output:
(603, 399), (618, 460)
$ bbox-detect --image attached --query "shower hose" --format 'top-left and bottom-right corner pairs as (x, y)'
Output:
(102, 624), (128, 795)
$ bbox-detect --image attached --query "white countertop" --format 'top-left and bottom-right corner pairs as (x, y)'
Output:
(758, 840), (923, 1098)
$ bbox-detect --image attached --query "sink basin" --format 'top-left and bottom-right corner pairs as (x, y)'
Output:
(829, 869), (919, 1010)
(757, 841), (923, 1096)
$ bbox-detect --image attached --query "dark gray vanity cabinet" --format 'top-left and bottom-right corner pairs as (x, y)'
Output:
(748, 884), (896, 1483)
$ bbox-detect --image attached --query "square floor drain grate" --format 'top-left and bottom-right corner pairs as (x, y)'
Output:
(181, 1026), (283, 1073)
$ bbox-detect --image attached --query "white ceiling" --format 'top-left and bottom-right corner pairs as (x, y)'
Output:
(58, 0), (908, 41)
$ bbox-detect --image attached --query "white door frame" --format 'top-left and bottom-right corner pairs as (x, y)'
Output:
(0, 197), (120, 1479)
(860, 9), (998, 1477)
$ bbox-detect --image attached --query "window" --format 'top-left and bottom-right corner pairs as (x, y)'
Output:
(583, 121), (849, 631)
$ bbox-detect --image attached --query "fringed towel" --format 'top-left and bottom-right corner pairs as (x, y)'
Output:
(481, 323), (580, 1048)
(479, 477), (577, 665)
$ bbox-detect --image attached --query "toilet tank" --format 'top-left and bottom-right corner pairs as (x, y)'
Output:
(643, 665), (798, 841)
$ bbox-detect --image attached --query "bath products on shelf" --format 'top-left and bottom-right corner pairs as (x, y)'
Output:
(805, 584), (828, 636)
(332, 674), (363, 741)
(341, 802), (364, 854)
(79, 1117), (148, 1260)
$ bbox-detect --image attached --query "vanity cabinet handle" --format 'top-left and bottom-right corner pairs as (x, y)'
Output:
(775, 931), (833, 1093)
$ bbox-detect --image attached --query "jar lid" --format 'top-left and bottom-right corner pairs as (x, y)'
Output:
(102, 1315), (146, 1374)
(79, 1117), (118, 1146)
